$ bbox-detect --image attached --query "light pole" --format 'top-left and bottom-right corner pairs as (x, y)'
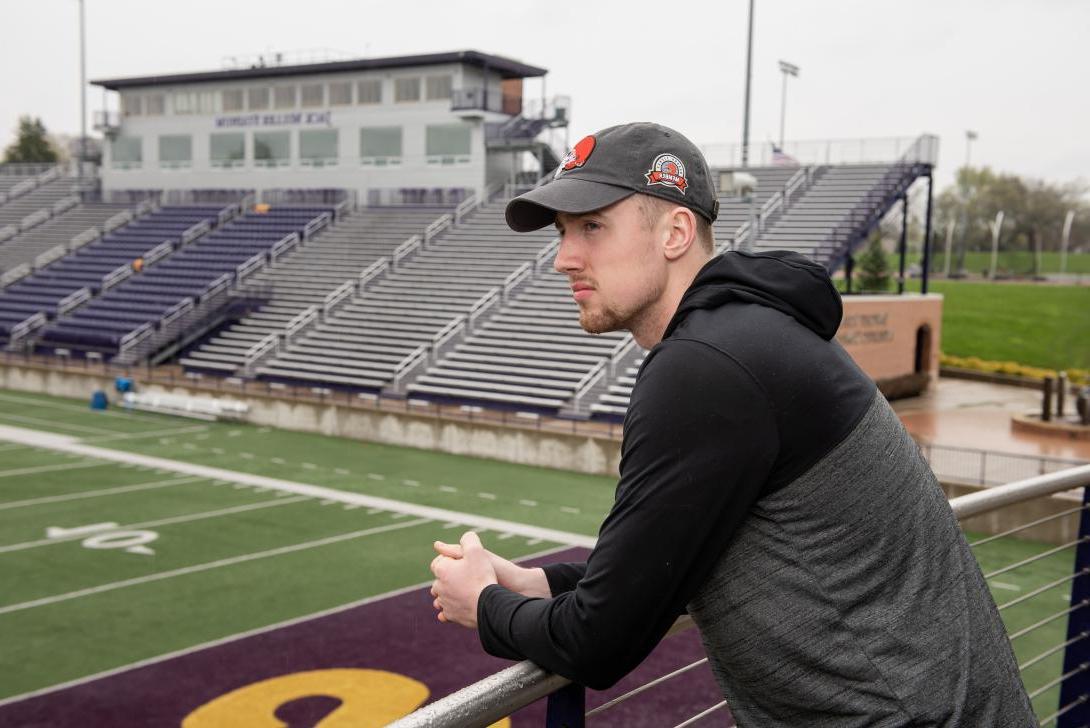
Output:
(741, 0), (754, 167)
(78, 0), (87, 183)
(965, 129), (978, 169)
(777, 60), (799, 150)
(955, 129), (978, 275)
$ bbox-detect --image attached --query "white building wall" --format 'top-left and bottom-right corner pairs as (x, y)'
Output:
(101, 62), (512, 202)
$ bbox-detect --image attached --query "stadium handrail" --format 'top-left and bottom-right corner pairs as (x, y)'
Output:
(570, 360), (607, 414)
(101, 263), (133, 292)
(701, 135), (938, 168)
(242, 333), (280, 376)
(608, 337), (638, 378)
(285, 305), (321, 345)
(143, 240), (175, 268)
(0, 262), (32, 289)
(359, 257), (390, 291)
(69, 226), (101, 252)
(393, 234), (423, 270)
(33, 244), (68, 270)
(322, 280), (356, 319)
(424, 213), (455, 247)
(502, 263), (532, 302)
(467, 288), (501, 332)
(391, 344), (431, 393)
(392, 463), (1090, 728)
(534, 239), (560, 275)
(56, 287), (92, 317)
(6, 311), (48, 350)
(432, 315), (468, 362)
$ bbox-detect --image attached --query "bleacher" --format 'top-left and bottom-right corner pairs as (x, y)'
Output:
(0, 202), (135, 274)
(179, 206), (451, 375)
(0, 205), (221, 345)
(249, 197), (555, 392)
(33, 206), (331, 359)
(0, 177), (77, 229)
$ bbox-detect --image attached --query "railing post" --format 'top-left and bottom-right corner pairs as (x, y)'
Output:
(545, 683), (585, 728)
(1058, 485), (1090, 728)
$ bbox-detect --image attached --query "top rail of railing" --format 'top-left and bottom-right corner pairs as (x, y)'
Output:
(391, 463), (1090, 728)
(701, 135), (938, 169)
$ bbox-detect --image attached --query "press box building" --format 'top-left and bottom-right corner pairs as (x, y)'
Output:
(91, 50), (563, 203)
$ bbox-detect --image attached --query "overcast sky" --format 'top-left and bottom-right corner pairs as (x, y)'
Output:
(1, 0), (1086, 193)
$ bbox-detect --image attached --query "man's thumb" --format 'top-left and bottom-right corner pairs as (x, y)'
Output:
(460, 530), (483, 552)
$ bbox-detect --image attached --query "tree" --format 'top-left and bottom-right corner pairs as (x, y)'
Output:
(3, 116), (59, 164)
(857, 233), (891, 292)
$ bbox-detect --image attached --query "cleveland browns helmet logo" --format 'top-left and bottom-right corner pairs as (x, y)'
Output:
(645, 153), (688, 194)
(555, 135), (597, 179)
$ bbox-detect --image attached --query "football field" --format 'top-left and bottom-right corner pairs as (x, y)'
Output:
(0, 387), (1078, 724)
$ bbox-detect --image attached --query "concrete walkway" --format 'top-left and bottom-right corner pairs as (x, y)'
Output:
(893, 377), (1090, 461)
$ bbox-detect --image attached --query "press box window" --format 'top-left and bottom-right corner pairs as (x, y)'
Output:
(144, 94), (165, 116)
(248, 87), (270, 111)
(394, 77), (420, 102)
(210, 132), (245, 168)
(300, 83), (324, 108)
(425, 75), (452, 101)
(273, 86), (297, 109)
(357, 79), (382, 104)
(158, 135), (192, 169)
(254, 131), (290, 167)
(222, 89), (244, 112)
(359, 127), (402, 166)
(329, 81), (352, 106)
(110, 136), (142, 169)
(425, 124), (471, 164)
(121, 94), (142, 116)
(300, 129), (338, 167)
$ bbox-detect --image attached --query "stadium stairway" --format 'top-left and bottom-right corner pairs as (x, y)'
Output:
(178, 205), (454, 375)
(32, 205), (332, 363)
(249, 196), (556, 393)
(0, 176), (79, 230)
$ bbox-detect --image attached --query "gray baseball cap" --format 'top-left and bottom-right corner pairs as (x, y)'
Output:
(505, 122), (719, 232)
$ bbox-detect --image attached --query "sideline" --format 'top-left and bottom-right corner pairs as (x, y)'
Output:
(0, 543), (578, 708)
(0, 476), (204, 511)
(0, 424), (598, 549)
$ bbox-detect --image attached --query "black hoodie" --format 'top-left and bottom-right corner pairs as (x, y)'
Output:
(477, 251), (879, 689)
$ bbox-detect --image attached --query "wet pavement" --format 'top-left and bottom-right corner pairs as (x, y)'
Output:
(893, 377), (1090, 461)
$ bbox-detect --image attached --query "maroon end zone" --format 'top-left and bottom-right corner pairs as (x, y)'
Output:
(0, 549), (728, 726)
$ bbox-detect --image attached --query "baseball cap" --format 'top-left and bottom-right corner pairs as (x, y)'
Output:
(505, 122), (720, 232)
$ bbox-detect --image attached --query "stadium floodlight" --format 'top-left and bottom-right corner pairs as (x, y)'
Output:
(777, 60), (800, 150)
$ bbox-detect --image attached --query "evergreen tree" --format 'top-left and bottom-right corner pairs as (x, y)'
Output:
(3, 116), (58, 164)
(858, 233), (891, 292)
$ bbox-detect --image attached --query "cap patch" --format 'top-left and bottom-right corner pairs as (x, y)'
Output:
(555, 135), (597, 179)
(645, 153), (688, 194)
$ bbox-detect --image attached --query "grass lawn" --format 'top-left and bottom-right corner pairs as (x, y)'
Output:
(927, 251), (1090, 276)
(839, 277), (1089, 371)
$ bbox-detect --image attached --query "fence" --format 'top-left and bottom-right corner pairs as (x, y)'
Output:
(921, 443), (1087, 488)
(392, 463), (1090, 728)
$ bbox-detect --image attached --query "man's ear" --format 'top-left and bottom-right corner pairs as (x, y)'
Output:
(662, 206), (697, 261)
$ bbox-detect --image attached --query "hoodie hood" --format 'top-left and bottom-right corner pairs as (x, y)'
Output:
(664, 250), (843, 341)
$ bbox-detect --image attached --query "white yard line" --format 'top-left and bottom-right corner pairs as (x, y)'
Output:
(0, 460), (111, 479)
(0, 412), (117, 436)
(0, 392), (168, 424)
(85, 425), (210, 443)
(0, 496), (311, 554)
(0, 543), (576, 708)
(0, 518), (432, 617)
(0, 476), (204, 511)
(0, 424), (598, 549)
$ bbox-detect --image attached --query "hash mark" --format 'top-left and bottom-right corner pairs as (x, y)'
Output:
(367, 473), (385, 481)
(239, 453), (254, 460)
(519, 499), (538, 507)
(478, 492), (496, 500)
(335, 468), (350, 475)
(439, 485), (458, 493)
(403, 479), (420, 486)
(302, 463), (318, 470)
(271, 457), (286, 465)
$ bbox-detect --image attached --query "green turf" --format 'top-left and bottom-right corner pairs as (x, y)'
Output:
(0, 386), (1083, 722)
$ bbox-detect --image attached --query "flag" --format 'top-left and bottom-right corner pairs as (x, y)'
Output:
(771, 144), (799, 166)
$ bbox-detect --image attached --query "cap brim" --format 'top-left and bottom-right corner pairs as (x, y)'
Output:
(505, 178), (634, 232)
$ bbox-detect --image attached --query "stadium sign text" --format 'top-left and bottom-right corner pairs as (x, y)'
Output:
(213, 111), (333, 128)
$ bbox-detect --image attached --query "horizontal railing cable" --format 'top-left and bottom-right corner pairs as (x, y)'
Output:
(970, 505), (1089, 548)
(1038, 695), (1089, 727)
(996, 569), (1090, 612)
(1010, 601), (1090, 641)
(584, 658), (708, 717)
(1027, 663), (1090, 701)
(984, 537), (1088, 580)
(1020, 632), (1090, 672)
(671, 701), (729, 728)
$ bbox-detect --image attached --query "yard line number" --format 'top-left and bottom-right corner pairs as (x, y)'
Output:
(45, 522), (158, 556)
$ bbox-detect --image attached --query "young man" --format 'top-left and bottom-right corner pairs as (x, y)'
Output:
(429, 122), (1034, 725)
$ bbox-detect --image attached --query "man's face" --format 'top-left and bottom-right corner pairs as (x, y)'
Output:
(553, 195), (667, 335)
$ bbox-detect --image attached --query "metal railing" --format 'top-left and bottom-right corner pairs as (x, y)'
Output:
(467, 288), (501, 332)
(920, 443), (1086, 488)
(701, 135), (939, 169)
(393, 235), (423, 270)
(424, 213), (454, 246)
(394, 464), (1090, 728)
(432, 316), (468, 363)
(390, 345), (431, 394)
